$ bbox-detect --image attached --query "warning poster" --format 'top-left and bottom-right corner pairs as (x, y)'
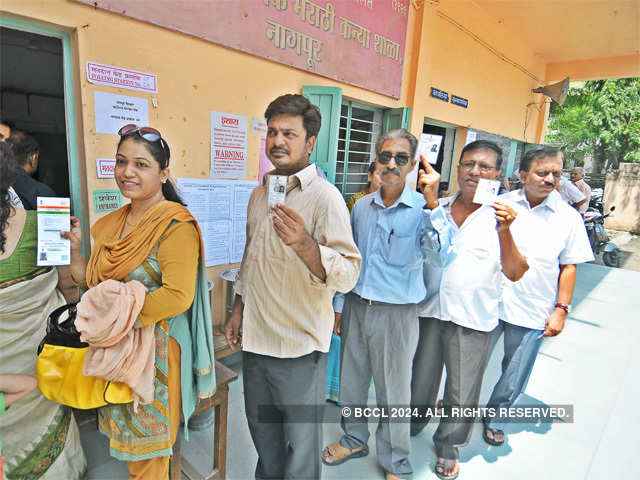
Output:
(211, 111), (248, 179)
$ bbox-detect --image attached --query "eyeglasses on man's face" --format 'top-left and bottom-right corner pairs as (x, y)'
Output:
(533, 170), (563, 179)
(378, 151), (411, 166)
(459, 161), (496, 173)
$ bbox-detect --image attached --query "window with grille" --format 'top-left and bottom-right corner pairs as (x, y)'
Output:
(335, 102), (383, 198)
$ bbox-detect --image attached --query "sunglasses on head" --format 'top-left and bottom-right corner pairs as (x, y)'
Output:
(118, 124), (169, 165)
(378, 151), (411, 166)
(118, 124), (163, 143)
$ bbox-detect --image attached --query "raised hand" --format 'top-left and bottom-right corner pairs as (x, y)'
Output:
(417, 155), (440, 209)
(271, 203), (309, 249)
(491, 202), (517, 232)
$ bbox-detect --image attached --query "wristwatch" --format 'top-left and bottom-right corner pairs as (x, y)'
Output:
(555, 303), (571, 313)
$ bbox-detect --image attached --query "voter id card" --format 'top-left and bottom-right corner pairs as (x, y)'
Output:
(267, 175), (288, 207)
(472, 178), (501, 205)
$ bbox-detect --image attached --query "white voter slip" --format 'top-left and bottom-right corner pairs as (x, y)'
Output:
(36, 196), (71, 266)
(267, 175), (288, 207)
(472, 178), (501, 205)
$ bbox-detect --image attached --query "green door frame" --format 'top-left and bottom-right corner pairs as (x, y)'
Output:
(505, 139), (519, 178)
(0, 16), (86, 235)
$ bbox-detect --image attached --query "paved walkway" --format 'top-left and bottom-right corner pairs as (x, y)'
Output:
(81, 263), (640, 479)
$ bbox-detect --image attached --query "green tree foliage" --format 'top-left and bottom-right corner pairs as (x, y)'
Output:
(546, 78), (640, 172)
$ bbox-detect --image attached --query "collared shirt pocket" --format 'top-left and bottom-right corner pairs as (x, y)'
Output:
(382, 231), (421, 267)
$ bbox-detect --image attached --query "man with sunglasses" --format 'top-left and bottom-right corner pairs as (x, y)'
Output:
(482, 146), (593, 447)
(323, 129), (453, 480)
(413, 140), (529, 480)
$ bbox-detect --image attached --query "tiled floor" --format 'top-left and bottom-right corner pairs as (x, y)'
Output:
(81, 262), (640, 479)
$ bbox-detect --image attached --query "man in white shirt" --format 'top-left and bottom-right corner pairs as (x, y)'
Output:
(570, 166), (592, 214)
(416, 140), (529, 480)
(482, 146), (594, 447)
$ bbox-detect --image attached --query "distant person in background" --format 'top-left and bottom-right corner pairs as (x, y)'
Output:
(570, 167), (591, 214)
(438, 182), (449, 198)
(346, 161), (383, 212)
(0, 121), (11, 141)
(557, 176), (586, 213)
(508, 175), (521, 192)
(6, 130), (56, 209)
(0, 121), (23, 209)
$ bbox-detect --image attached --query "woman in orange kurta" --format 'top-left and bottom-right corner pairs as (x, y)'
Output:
(64, 125), (203, 479)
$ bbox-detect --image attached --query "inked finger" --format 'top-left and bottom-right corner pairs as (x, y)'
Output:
(421, 155), (431, 172)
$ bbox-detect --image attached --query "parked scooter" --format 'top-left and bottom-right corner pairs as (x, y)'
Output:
(589, 187), (604, 214)
(584, 206), (620, 267)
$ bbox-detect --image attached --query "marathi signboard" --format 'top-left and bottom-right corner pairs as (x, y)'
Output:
(72, 0), (410, 98)
(93, 189), (123, 213)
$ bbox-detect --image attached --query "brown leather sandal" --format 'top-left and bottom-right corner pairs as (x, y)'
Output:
(321, 441), (369, 466)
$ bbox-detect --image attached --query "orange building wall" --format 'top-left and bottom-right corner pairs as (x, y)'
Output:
(408, 2), (548, 144)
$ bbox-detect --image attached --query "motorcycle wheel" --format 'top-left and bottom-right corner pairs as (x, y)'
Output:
(603, 251), (620, 268)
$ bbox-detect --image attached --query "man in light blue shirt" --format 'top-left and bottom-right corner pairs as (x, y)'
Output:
(322, 128), (453, 480)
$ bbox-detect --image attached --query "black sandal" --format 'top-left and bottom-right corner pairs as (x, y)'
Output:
(482, 426), (505, 446)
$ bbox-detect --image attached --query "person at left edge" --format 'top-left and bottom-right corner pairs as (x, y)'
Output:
(225, 94), (361, 480)
(6, 130), (56, 210)
(62, 124), (216, 479)
(322, 128), (454, 480)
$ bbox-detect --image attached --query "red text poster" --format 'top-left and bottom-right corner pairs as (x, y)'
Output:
(211, 111), (248, 179)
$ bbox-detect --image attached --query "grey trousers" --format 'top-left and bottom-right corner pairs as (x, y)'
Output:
(410, 317), (445, 436)
(433, 322), (493, 460)
(243, 350), (327, 480)
(339, 293), (419, 478)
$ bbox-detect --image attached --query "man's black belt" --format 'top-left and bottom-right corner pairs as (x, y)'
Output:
(353, 293), (398, 307)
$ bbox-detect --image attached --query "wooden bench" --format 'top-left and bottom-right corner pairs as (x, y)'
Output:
(171, 360), (239, 480)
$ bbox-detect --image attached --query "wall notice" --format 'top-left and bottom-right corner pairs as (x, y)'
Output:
(177, 178), (258, 266)
(94, 91), (149, 134)
(251, 117), (268, 135)
(93, 189), (123, 213)
(87, 61), (158, 93)
(211, 111), (248, 179)
(96, 158), (116, 178)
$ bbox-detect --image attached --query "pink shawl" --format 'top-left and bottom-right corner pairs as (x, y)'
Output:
(75, 279), (155, 409)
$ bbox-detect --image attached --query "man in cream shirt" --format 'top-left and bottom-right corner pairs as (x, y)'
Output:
(482, 146), (593, 446)
(225, 94), (361, 479)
